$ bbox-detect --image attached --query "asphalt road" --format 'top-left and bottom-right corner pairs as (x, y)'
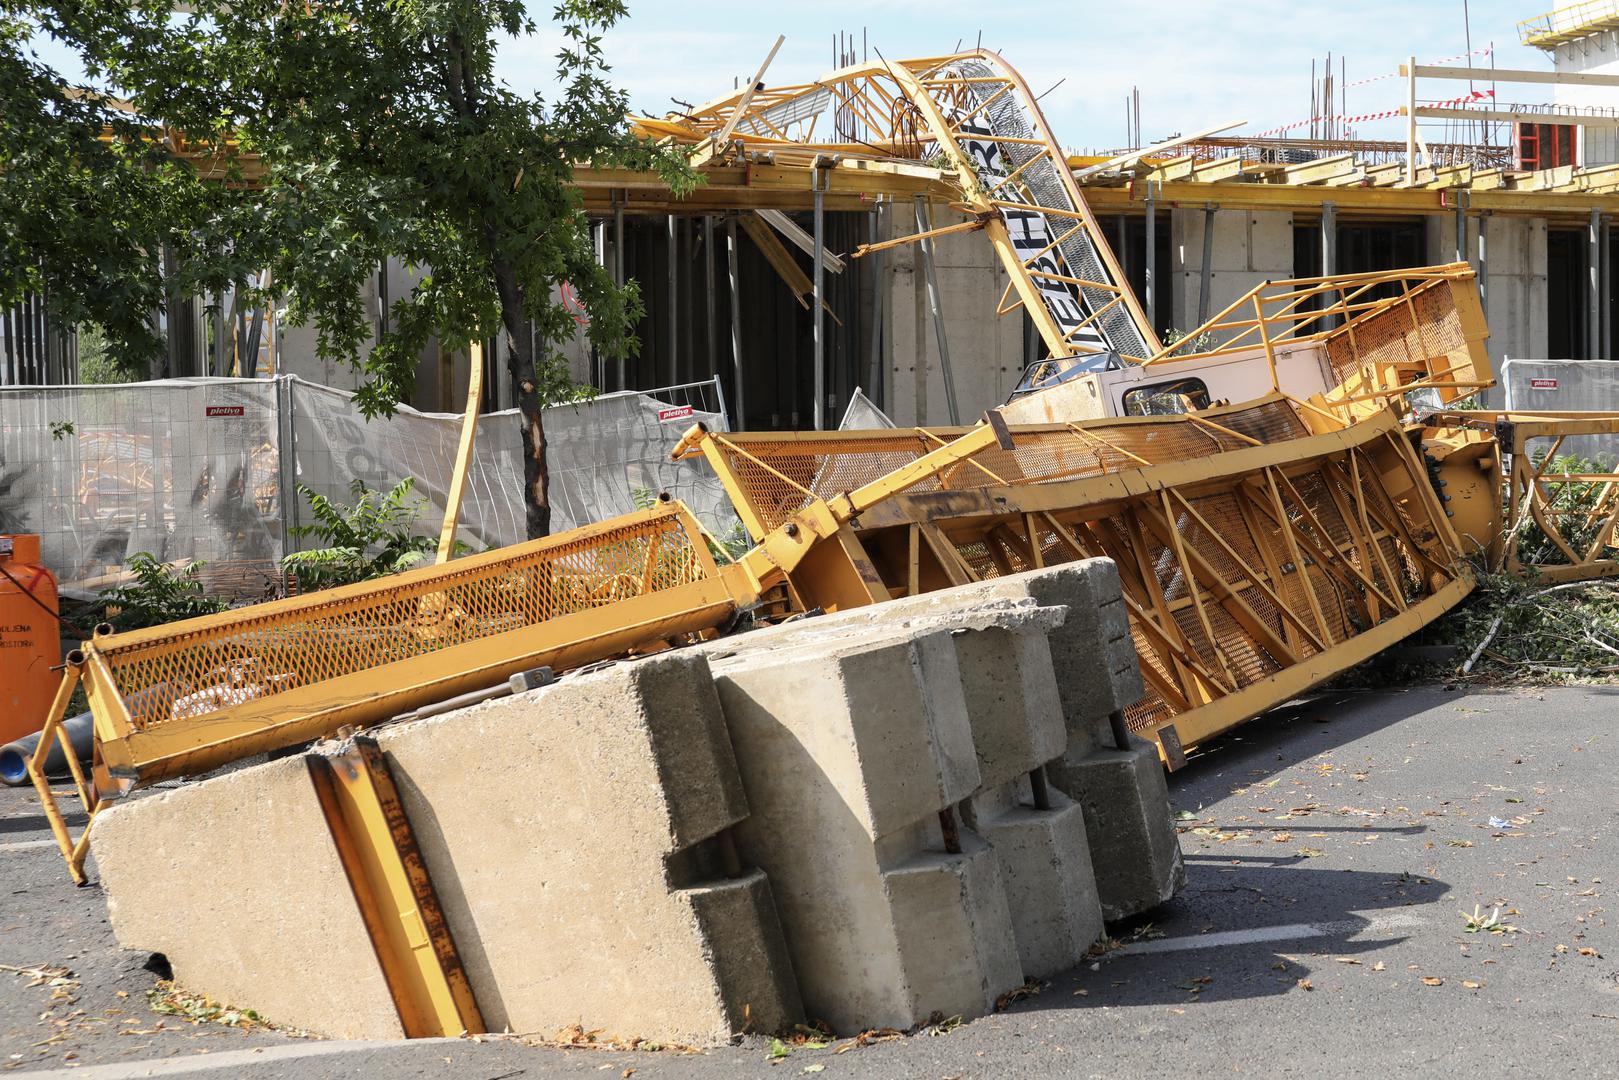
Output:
(2, 684), (1616, 1078)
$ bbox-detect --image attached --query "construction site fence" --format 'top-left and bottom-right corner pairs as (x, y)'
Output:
(1496, 358), (1619, 464)
(0, 375), (735, 600)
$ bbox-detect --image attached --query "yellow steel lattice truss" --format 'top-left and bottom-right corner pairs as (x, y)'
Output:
(32, 503), (744, 881)
(679, 397), (1474, 763)
(1421, 410), (1619, 584)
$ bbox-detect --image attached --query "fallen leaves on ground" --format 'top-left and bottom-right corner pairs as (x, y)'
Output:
(146, 983), (264, 1030)
(0, 964), (77, 1006)
(1421, 977), (1445, 987)
(994, 981), (1044, 1011)
(534, 1025), (696, 1054)
(832, 1028), (904, 1054)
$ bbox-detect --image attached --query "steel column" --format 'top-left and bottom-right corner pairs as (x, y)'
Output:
(1145, 182), (1158, 331)
(813, 163), (828, 429)
(593, 221), (607, 388)
(1602, 213), (1612, 358)
(914, 195), (961, 425)
(613, 199), (625, 391)
(704, 215), (718, 376)
(867, 201), (886, 403)
(1322, 200), (1339, 330)
(667, 215), (679, 386)
(725, 215), (746, 427)
(1591, 208), (1603, 360)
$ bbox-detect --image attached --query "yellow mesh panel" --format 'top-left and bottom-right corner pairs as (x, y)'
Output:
(96, 509), (711, 733)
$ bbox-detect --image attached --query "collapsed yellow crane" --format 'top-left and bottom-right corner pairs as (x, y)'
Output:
(28, 48), (1619, 891)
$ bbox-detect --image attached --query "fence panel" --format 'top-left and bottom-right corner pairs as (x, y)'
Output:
(0, 376), (735, 598)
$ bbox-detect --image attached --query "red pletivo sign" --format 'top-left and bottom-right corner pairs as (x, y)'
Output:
(205, 405), (247, 418)
(1529, 378), (1559, 390)
(657, 405), (695, 423)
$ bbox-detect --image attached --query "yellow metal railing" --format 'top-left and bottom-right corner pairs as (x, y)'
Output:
(1519, 0), (1619, 46)
(1141, 264), (1493, 425)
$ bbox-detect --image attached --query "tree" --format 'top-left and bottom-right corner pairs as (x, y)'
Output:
(1, 5), (257, 375)
(6, 1), (694, 538)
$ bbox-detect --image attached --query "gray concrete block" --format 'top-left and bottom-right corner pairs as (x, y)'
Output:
(378, 652), (802, 1045)
(843, 561), (1177, 926)
(702, 567), (1150, 974)
(1054, 738), (1187, 921)
(774, 559), (1141, 756)
(90, 756), (405, 1040)
(885, 833), (1022, 1021)
(970, 786), (1102, 979)
(709, 631), (1025, 1032)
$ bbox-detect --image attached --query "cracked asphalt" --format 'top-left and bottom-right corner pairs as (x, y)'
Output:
(2, 684), (1615, 1078)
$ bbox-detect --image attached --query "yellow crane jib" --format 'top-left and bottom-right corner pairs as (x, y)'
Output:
(676, 398), (1476, 763)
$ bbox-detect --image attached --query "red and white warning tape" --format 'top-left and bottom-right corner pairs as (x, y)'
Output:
(1250, 89), (1495, 139)
(1342, 45), (1495, 89)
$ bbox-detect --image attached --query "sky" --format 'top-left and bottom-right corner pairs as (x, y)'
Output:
(495, 0), (1555, 150)
(23, 1), (1558, 150)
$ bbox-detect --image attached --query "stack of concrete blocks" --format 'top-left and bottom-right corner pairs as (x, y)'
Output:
(91, 654), (803, 1045)
(689, 599), (1087, 1032)
(88, 556), (1183, 1044)
(868, 557), (1186, 921)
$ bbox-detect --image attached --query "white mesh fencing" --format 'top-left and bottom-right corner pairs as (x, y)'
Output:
(0, 375), (734, 599)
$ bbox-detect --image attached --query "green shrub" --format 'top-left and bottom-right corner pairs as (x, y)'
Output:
(282, 479), (445, 591)
(99, 554), (230, 632)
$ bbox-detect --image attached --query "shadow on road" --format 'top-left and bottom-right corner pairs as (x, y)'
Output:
(1010, 861), (1449, 1012)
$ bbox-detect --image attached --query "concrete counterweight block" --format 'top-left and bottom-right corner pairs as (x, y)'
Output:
(375, 652), (802, 1045)
(1051, 736), (1185, 922)
(706, 602), (1105, 979)
(941, 611), (1104, 979)
(834, 558), (1185, 920)
(91, 754), (407, 1040)
(92, 652), (802, 1047)
(708, 630), (1024, 1034)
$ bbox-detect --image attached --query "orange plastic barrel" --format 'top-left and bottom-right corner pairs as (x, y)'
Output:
(0, 536), (62, 744)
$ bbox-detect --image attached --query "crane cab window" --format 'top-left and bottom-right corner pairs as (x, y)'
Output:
(1121, 378), (1211, 417)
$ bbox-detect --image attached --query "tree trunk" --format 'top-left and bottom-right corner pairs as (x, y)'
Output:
(491, 262), (550, 539)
